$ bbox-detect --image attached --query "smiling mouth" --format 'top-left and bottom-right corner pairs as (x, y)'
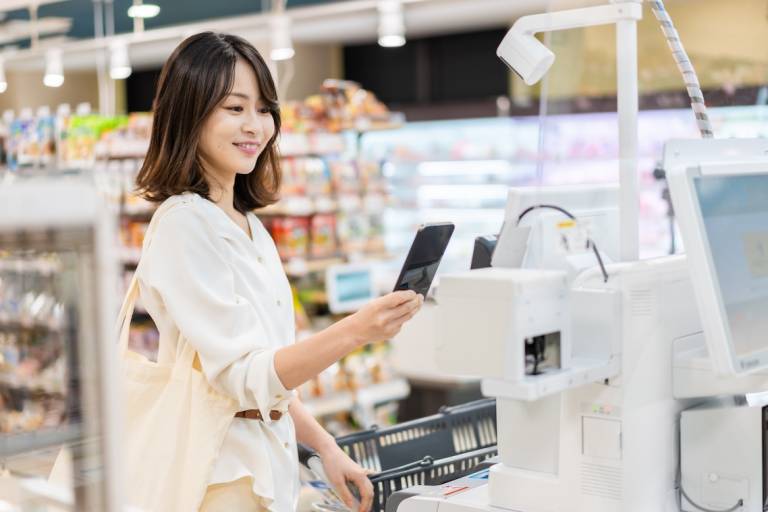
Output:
(233, 142), (260, 151)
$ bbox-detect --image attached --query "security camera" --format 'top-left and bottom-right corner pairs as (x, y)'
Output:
(497, 3), (642, 87)
(497, 28), (555, 86)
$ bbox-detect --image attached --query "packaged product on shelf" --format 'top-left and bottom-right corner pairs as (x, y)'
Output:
(271, 216), (310, 260)
(123, 191), (155, 215)
(327, 159), (360, 196)
(59, 115), (119, 168)
(281, 79), (402, 134)
(303, 158), (333, 204)
(6, 112), (34, 171)
(358, 159), (389, 196)
(6, 107), (57, 172)
(365, 215), (387, 254)
(280, 157), (308, 197)
(336, 211), (369, 255)
(128, 323), (160, 361)
(36, 107), (57, 169)
(0, 254), (69, 435)
(309, 214), (338, 259)
(0, 111), (11, 169)
(120, 219), (149, 252)
(99, 113), (151, 158)
(320, 79), (396, 130)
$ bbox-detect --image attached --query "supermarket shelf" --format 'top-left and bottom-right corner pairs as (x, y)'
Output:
(120, 247), (142, 266)
(0, 423), (82, 458)
(0, 321), (61, 334)
(121, 250), (386, 277)
(356, 378), (410, 407)
(351, 121), (404, 133)
(0, 374), (65, 397)
(121, 207), (155, 219)
(279, 132), (347, 157)
(256, 201), (337, 217)
(346, 251), (392, 263)
(256, 195), (387, 216)
(303, 392), (355, 418)
(284, 257), (345, 277)
(302, 378), (410, 417)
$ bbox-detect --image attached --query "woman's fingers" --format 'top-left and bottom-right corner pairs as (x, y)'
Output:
(350, 472), (374, 512)
(386, 295), (421, 320)
(332, 477), (357, 510)
(383, 290), (417, 307)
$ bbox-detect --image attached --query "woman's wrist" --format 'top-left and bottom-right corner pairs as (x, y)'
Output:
(313, 433), (340, 456)
(335, 314), (367, 349)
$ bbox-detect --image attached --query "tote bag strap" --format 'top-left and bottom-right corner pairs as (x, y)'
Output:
(116, 199), (183, 355)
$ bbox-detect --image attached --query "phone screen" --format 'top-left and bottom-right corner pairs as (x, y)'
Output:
(394, 223), (454, 296)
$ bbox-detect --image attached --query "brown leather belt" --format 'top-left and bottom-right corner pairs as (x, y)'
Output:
(235, 409), (283, 421)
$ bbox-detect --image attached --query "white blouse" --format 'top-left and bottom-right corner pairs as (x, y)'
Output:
(136, 192), (299, 511)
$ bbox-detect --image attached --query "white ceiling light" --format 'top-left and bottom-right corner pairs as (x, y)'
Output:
(0, 59), (6, 93)
(109, 41), (131, 79)
(269, 14), (294, 61)
(127, 2), (160, 19)
(378, 0), (406, 48)
(43, 48), (64, 87)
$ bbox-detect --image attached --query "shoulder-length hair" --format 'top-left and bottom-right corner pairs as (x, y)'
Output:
(136, 32), (281, 212)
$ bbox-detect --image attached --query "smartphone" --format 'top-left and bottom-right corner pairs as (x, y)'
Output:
(393, 223), (455, 296)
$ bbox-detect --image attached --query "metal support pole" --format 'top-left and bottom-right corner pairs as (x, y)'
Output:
(92, 0), (115, 116)
(132, 0), (144, 34)
(616, 17), (640, 261)
(29, 3), (39, 49)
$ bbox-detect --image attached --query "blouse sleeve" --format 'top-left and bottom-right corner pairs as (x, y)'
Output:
(141, 206), (292, 420)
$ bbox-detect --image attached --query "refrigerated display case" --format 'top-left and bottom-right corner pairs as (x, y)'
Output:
(359, 104), (768, 278)
(0, 179), (121, 511)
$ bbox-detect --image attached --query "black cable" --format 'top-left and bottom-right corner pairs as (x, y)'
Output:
(679, 485), (743, 512)
(589, 241), (609, 284)
(675, 414), (744, 512)
(517, 204), (576, 224)
(516, 204), (609, 283)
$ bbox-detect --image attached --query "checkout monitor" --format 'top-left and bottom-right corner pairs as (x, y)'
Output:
(694, 172), (768, 368)
(326, 263), (376, 314)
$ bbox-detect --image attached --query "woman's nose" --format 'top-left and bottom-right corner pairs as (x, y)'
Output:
(242, 115), (262, 137)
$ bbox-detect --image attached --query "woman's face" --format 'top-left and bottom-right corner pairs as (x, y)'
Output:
(198, 58), (275, 182)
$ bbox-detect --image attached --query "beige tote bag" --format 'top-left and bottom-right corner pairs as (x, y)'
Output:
(118, 202), (239, 512)
(51, 201), (239, 512)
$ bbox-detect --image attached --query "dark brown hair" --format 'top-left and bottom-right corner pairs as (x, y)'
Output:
(136, 32), (281, 212)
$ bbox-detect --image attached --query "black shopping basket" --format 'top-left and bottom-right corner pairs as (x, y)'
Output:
(334, 398), (498, 512)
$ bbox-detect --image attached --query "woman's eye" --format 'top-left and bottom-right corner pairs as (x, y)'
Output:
(258, 107), (271, 115)
(227, 106), (244, 113)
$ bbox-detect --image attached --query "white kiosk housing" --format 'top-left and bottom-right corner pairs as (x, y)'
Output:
(395, 139), (768, 512)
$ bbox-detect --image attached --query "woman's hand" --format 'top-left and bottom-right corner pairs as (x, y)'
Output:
(342, 290), (423, 347)
(317, 444), (374, 512)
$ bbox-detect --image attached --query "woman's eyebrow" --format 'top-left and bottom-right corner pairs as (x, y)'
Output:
(228, 92), (251, 100)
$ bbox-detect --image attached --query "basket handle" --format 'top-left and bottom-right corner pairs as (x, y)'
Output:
(371, 455), (435, 480)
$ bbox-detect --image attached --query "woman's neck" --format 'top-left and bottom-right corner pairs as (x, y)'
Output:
(207, 174), (237, 213)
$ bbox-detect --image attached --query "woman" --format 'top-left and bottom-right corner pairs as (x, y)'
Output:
(134, 32), (422, 511)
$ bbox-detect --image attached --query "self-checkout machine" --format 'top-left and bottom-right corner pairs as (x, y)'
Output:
(0, 178), (123, 511)
(389, 1), (768, 512)
(666, 140), (768, 512)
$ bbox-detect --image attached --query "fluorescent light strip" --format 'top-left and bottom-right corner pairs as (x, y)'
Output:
(127, 4), (160, 19)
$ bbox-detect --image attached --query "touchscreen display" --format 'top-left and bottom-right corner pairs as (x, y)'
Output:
(336, 271), (373, 303)
(695, 173), (768, 358)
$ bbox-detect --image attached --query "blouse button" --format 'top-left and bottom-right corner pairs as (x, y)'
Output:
(284, 442), (290, 449)
(276, 299), (282, 307)
(257, 256), (264, 263)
